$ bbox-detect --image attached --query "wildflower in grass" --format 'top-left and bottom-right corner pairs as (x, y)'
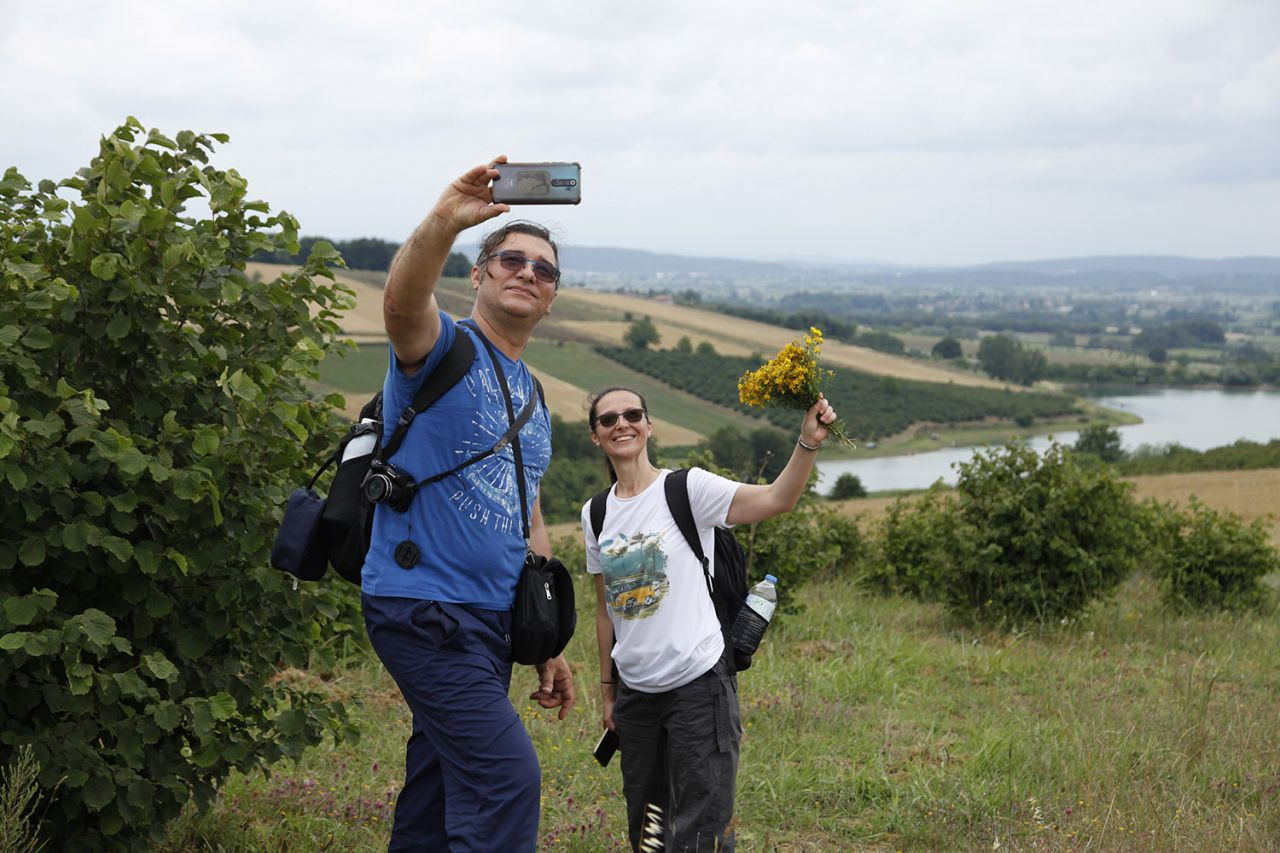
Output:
(737, 327), (855, 446)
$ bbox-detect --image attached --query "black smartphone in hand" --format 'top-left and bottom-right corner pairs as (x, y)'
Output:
(593, 727), (620, 767)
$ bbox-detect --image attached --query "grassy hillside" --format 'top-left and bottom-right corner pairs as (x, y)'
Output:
(164, 530), (1280, 851)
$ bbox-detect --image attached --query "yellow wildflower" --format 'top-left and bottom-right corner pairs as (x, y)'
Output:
(737, 327), (854, 446)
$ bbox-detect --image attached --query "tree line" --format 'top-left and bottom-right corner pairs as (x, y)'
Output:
(254, 235), (472, 276)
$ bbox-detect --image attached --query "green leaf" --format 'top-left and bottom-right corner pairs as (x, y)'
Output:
(145, 588), (173, 618)
(223, 369), (261, 402)
(0, 325), (20, 346)
(162, 241), (184, 269)
(113, 670), (147, 698)
(153, 701), (183, 731)
(209, 692), (237, 721)
(6, 466), (29, 489)
(127, 779), (156, 808)
(4, 262), (44, 283)
(21, 326), (54, 350)
(191, 427), (220, 457)
(61, 521), (89, 552)
(67, 662), (93, 694)
(18, 536), (46, 566)
(90, 253), (121, 280)
(105, 313), (132, 340)
(78, 609), (117, 645)
(3, 596), (38, 626)
(82, 775), (116, 810)
(100, 535), (134, 563)
(275, 708), (306, 735)
(134, 542), (162, 574)
(116, 446), (148, 477)
(306, 241), (341, 263)
(142, 651), (179, 681)
(0, 632), (29, 650)
(189, 699), (214, 739)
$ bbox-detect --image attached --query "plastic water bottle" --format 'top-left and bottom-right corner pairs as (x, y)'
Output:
(730, 574), (778, 657)
(342, 418), (378, 463)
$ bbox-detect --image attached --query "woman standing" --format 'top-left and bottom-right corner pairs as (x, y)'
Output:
(581, 386), (837, 851)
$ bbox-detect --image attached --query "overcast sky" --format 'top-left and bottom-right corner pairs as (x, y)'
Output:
(3, 0), (1277, 265)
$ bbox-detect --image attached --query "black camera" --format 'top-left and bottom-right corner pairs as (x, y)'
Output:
(361, 459), (418, 513)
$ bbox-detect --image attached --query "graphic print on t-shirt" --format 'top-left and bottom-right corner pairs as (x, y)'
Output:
(599, 530), (670, 620)
(446, 366), (550, 536)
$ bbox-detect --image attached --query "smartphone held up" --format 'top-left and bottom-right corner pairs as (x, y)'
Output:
(492, 162), (581, 205)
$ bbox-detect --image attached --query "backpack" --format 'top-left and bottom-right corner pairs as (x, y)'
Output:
(589, 468), (753, 672)
(271, 330), (476, 584)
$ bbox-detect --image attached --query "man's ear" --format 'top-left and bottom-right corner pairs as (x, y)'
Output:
(470, 265), (482, 291)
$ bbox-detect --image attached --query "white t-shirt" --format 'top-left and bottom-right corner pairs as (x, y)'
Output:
(581, 468), (740, 693)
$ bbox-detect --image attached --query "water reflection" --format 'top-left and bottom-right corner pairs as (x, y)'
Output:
(817, 388), (1280, 494)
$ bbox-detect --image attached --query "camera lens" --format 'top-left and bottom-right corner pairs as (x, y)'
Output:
(363, 473), (391, 503)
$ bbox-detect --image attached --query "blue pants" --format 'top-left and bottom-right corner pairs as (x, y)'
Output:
(363, 595), (540, 851)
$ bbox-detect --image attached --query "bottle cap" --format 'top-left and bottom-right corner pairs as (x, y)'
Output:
(764, 574), (777, 583)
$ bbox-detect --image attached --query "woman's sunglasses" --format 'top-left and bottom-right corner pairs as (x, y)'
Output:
(594, 408), (646, 428)
(488, 250), (561, 286)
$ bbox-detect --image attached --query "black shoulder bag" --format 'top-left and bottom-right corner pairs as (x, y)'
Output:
(463, 321), (577, 665)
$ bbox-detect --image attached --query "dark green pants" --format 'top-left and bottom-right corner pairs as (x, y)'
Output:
(615, 652), (741, 852)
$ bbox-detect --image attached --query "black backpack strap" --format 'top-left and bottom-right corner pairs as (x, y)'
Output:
(664, 469), (715, 598)
(589, 489), (609, 540)
(380, 328), (476, 461)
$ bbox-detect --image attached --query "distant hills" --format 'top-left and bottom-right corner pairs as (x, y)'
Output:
(555, 247), (1280, 295)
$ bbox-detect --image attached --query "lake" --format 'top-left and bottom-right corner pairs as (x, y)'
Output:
(816, 388), (1280, 494)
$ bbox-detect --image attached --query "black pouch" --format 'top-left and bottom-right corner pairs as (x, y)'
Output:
(509, 550), (577, 665)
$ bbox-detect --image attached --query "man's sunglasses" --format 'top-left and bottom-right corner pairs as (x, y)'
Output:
(488, 250), (561, 286)
(594, 408), (646, 428)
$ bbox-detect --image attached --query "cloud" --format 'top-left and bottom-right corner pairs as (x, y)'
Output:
(2, 0), (1276, 263)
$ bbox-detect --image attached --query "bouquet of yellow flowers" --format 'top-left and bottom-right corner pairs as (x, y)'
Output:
(737, 327), (855, 447)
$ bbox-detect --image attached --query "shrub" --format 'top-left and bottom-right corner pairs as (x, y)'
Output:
(931, 336), (963, 359)
(828, 472), (867, 500)
(740, 498), (866, 619)
(866, 487), (963, 601)
(943, 442), (1141, 627)
(0, 119), (358, 849)
(1073, 424), (1125, 463)
(1153, 498), (1279, 612)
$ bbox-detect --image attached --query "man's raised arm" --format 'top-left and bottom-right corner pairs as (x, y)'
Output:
(384, 156), (511, 370)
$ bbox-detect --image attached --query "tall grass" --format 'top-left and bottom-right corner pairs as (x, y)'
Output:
(0, 745), (45, 853)
(161, 569), (1279, 851)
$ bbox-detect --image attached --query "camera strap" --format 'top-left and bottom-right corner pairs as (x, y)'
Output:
(459, 319), (537, 540)
(407, 321), (544, 535)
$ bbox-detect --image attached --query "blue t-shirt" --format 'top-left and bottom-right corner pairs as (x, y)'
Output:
(360, 314), (552, 609)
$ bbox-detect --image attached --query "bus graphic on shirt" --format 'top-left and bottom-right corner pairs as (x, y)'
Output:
(599, 531), (669, 620)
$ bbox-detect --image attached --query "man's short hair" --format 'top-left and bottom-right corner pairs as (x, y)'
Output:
(476, 221), (559, 267)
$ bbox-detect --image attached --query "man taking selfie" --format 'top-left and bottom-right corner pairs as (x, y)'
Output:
(361, 155), (575, 850)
